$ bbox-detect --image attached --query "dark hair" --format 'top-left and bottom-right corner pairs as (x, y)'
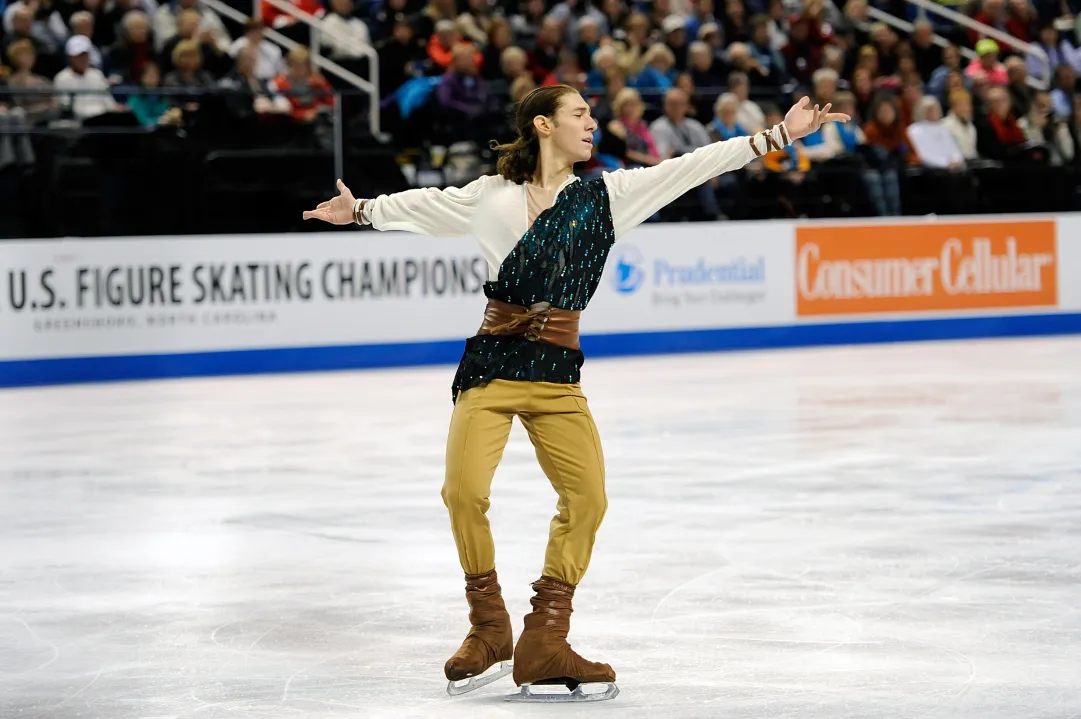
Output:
(491, 84), (579, 184)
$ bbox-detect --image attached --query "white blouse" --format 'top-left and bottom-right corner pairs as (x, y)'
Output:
(355, 123), (791, 280)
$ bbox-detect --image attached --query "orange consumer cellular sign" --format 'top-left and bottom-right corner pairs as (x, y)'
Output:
(796, 221), (1058, 316)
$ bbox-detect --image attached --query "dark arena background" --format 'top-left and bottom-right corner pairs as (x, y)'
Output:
(2, 0), (1080, 715)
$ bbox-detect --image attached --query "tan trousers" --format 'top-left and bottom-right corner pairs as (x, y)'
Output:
(442, 379), (607, 586)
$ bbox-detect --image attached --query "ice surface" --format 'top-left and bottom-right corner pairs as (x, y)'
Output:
(1, 337), (1080, 718)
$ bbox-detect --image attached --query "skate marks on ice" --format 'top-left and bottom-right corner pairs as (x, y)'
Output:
(2, 338), (1081, 717)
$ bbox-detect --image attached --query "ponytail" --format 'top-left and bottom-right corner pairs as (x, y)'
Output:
(490, 134), (540, 184)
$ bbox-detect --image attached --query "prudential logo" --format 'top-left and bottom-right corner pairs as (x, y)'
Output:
(610, 245), (645, 294)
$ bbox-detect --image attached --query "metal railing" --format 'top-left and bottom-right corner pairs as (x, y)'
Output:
(199, 0), (380, 151)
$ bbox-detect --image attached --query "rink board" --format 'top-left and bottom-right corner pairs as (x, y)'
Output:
(2, 214), (1080, 388)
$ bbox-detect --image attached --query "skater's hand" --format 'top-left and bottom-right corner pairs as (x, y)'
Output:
(303, 178), (357, 225)
(783, 96), (850, 140)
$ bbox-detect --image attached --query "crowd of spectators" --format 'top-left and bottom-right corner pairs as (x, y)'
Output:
(4, 0), (1081, 218)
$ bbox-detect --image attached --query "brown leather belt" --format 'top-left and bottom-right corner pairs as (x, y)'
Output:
(477, 299), (581, 350)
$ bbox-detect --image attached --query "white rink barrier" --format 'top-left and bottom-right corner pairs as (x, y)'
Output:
(2, 214), (1080, 388)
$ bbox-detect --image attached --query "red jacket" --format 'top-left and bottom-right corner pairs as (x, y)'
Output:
(261, 0), (324, 27)
(273, 73), (334, 122)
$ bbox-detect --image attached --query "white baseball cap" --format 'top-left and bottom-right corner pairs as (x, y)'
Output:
(66, 35), (93, 56)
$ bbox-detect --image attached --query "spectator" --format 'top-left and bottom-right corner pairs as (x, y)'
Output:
(969, 68), (993, 114)
(909, 19), (941, 82)
(162, 38), (216, 111)
(608, 86), (661, 167)
(631, 42), (676, 89)
(662, 14), (690, 71)
(457, 0), (497, 45)
(6, 5), (62, 77)
(966, 39), (1008, 86)
(697, 21), (725, 63)
(543, 49), (587, 88)
(685, 0), (717, 41)
(727, 40), (778, 88)
(906, 95), (965, 167)
(3, 0), (67, 58)
(575, 17), (603, 73)
(218, 45), (291, 120)
(54, 35), (117, 121)
(499, 45), (531, 87)
(722, 0), (751, 42)
(801, 89), (866, 161)
(851, 66), (875, 120)
(590, 67), (626, 124)
(104, 10), (154, 85)
(747, 13), (787, 81)
(813, 66), (838, 107)
(707, 91), (749, 140)
(687, 40), (724, 86)
(599, 0), (627, 38)
(510, 0), (546, 47)
(378, 18), (425, 95)
(1050, 62), (1076, 118)
(868, 22), (899, 76)
(68, 11), (104, 68)
(586, 44), (619, 87)
(78, 0), (114, 49)
(272, 46), (334, 122)
(1026, 22), (1073, 85)
(481, 18), (514, 81)
(1005, 55), (1034, 118)
(649, 86), (723, 218)
(435, 43), (489, 137)
(154, 0), (230, 54)
(968, 0), (1030, 45)
(765, 0), (789, 50)
(161, 9), (227, 77)
(228, 19), (285, 82)
(861, 93), (907, 214)
(5, 38), (61, 124)
(821, 44), (850, 88)
(898, 77), (924, 127)
(617, 12), (650, 72)
(728, 70), (765, 130)
(126, 62), (181, 125)
(928, 44), (967, 103)
(530, 17), (565, 82)
(1020, 89), (1074, 163)
(782, 17), (824, 86)
(942, 89), (980, 161)
(977, 85), (1028, 160)
(548, 0), (606, 47)
(321, 0), (372, 60)
(428, 19), (462, 71)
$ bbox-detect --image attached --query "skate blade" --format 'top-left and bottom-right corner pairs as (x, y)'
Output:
(504, 682), (620, 703)
(446, 661), (512, 696)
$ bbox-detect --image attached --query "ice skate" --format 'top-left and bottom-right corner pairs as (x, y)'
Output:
(505, 576), (618, 703)
(444, 569), (514, 695)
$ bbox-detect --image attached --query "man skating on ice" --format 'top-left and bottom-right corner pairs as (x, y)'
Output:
(305, 85), (848, 701)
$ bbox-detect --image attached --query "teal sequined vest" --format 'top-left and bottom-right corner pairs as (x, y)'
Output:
(451, 177), (614, 403)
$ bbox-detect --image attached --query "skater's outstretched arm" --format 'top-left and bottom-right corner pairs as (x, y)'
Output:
(303, 176), (494, 236)
(603, 97), (850, 239)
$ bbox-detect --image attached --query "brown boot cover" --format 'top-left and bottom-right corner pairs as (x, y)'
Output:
(512, 576), (616, 687)
(444, 569), (514, 681)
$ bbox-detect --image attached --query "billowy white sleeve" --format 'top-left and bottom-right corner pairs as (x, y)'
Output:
(357, 175), (492, 236)
(602, 122), (791, 239)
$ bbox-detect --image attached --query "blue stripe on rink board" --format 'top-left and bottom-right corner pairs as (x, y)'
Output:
(3, 312), (1081, 389)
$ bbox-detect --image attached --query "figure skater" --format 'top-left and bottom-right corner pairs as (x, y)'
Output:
(303, 85), (848, 702)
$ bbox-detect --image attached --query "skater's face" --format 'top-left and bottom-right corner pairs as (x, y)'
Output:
(536, 91), (597, 164)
